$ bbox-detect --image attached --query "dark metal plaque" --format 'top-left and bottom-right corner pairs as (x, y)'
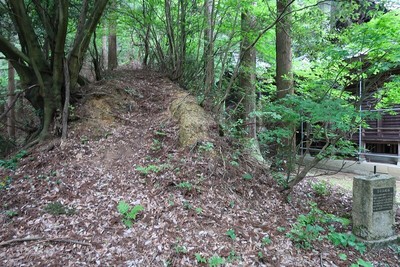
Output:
(372, 187), (394, 212)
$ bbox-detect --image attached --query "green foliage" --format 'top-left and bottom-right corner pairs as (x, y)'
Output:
(272, 172), (288, 188)
(151, 139), (163, 151)
(310, 180), (330, 196)
(174, 244), (187, 254)
(0, 150), (27, 170)
(135, 163), (171, 176)
(176, 181), (193, 190)
(277, 226), (286, 233)
(242, 173), (253, 180)
(327, 232), (366, 254)
(227, 250), (240, 263)
(195, 253), (207, 264)
(350, 258), (373, 267)
(195, 207), (203, 214)
(261, 235), (272, 245)
(182, 201), (193, 210)
(4, 209), (18, 218)
(208, 255), (225, 267)
(44, 201), (75, 216)
(226, 228), (236, 240)
(198, 141), (214, 153)
(0, 176), (12, 191)
(117, 201), (144, 228)
(338, 253), (347, 261)
(287, 202), (352, 250)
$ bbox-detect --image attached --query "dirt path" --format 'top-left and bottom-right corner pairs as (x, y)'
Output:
(1, 68), (399, 266)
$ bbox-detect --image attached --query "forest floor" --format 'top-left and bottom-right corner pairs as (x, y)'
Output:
(0, 67), (399, 266)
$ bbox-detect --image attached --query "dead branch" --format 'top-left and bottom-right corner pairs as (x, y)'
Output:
(0, 236), (93, 247)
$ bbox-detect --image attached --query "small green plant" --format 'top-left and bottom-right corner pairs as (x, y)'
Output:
(310, 180), (330, 196)
(272, 172), (288, 188)
(229, 160), (239, 167)
(0, 176), (12, 190)
(135, 164), (171, 176)
(195, 253), (207, 264)
(287, 202), (354, 251)
(242, 173), (253, 180)
(277, 226), (286, 232)
(174, 244), (187, 254)
(167, 194), (175, 206)
(328, 232), (366, 254)
(0, 150), (27, 170)
(338, 253), (347, 260)
(227, 250), (240, 263)
(151, 138), (163, 151)
(4, 210), (18, 218)
(176, 181), (193, 190)
(117, 201), (144, 228)
(182, 201), (193, 210)
(261, 235), (272, 245)
(195, 207), (203, 214)
(226, 228), (236, 240)
(208, 255), (225, 267)
(44, 201), (75, 216)
(80, 136), (89, 144)
(198, 141), (214, 153)
(154, 129), (167, 137)
(350, 258), (373, 267)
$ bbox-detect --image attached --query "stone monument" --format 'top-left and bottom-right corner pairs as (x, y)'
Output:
(352, 174), (398, 247)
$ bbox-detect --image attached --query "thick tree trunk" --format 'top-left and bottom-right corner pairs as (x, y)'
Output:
(274, 0), (295, 170)
(276, 0), (293, 98)
(239, 6), (264, 165)
(1, 0), (109, 142)
(239, 10), (257, 139)
(7, 61), (16, 140)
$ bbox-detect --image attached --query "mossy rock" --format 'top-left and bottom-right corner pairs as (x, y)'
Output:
(170, 92), (215, 147)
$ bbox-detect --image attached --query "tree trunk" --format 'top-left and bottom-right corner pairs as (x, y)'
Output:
(108, 0), (118, 70)
(7, 60), (16, 140)
(274, 0), (295, 170)
(239, 10), (257, 139)
(102, 24), (108, 69)
(276, 0), (293, 99)
(1, 0), (109, 141)
(204, 0), (215, 104)
(238, 5), (264, 165)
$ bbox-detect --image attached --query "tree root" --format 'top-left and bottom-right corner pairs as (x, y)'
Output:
(0, 236), (93, 247)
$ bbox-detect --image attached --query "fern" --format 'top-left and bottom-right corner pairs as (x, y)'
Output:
(117, 201), (144, 228)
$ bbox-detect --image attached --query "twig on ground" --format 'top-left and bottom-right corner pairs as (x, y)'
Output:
(0, 236), (92, 247)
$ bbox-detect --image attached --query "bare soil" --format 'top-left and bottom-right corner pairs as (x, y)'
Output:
(1, 67), (399, 266)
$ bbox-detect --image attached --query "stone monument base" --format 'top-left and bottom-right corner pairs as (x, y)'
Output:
(355, 235), (400, 249)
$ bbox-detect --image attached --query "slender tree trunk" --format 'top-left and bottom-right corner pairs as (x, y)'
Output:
(102, 24), (108, 69)
(108, 0), (118, 70)
(165, 0), (177, 77)
(7, 60), (16, 140)
(204, 0), (215, 103)
(62, 60), (70, 140)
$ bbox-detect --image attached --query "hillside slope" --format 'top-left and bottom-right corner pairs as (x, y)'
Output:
(0, 68), (399, 266)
